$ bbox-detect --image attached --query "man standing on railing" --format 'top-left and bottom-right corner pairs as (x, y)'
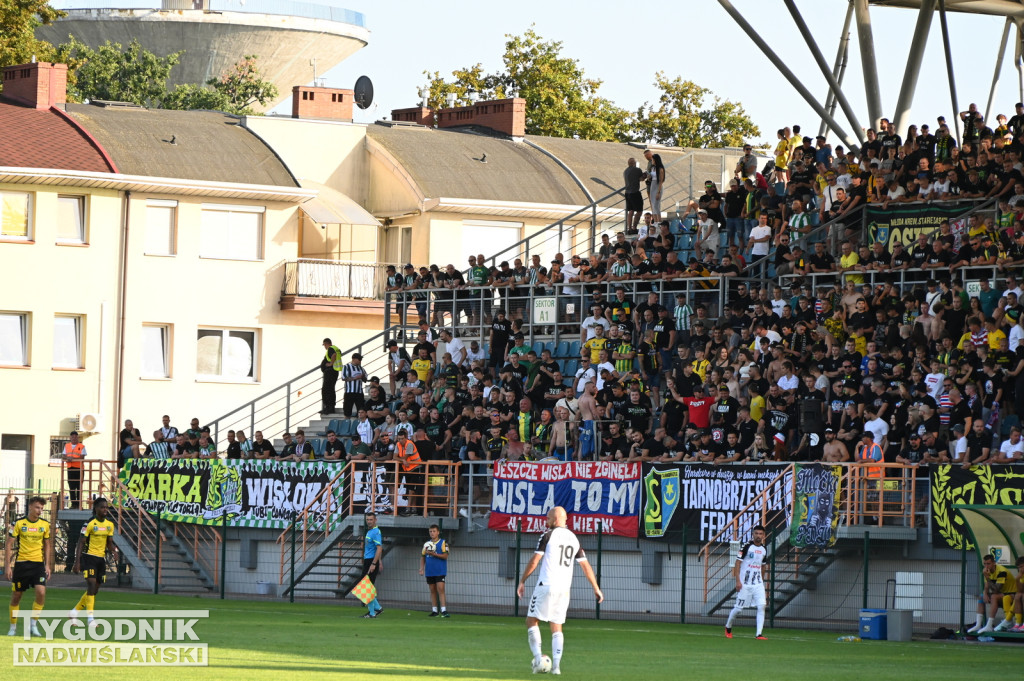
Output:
(624, 158), (644, 233)
(321, 338), (343, 416)
(63, 431), (86, 509)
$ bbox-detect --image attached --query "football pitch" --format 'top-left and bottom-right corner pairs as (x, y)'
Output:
(0, 589), (1018, 680)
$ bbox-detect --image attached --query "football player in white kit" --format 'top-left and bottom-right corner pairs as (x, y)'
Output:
(516, 506), (603, 675)
(725, 524), (769, 640)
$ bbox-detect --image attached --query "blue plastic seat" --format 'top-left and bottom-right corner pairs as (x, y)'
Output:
(564, 359), (578, 376)
(555, 341), (569, 358)
(543, 340), (557, 355)
(568, 340), (582, 359)
(338, 419), (356, 437)
(311, 438), (325, 457)
(532, 341), (545, 356)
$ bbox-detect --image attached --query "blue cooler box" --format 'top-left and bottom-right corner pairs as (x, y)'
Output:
(859, 609), (887, 640)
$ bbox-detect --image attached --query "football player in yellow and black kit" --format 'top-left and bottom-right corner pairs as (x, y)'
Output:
(5, 495), (52, 637)
(967, 553), (1019, 634)
(71, 498), (116, 626)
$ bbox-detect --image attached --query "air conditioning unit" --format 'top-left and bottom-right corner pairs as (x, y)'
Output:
(78, 413), (102, 433)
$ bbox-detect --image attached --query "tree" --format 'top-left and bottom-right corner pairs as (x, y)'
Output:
(0, 0), (63, 70)
(163, 56), (277, 115)
(422, 27), (632, 142)
(632, 72), (760, 148)
(60, 37), (181, 107)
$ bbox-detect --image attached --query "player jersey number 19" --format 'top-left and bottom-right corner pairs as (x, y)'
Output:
(558, 545), (573, 567)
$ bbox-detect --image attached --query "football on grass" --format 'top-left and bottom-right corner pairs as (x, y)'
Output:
(532, 655), (552, 673)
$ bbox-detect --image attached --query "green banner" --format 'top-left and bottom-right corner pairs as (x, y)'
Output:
(117, 459), (345, 529)
(866, 201), (974, 253)
(790, 464), (841, 548)
(930, 464), (1024, 549)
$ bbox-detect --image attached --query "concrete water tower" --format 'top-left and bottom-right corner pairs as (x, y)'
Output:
(36, 0), (369, 111)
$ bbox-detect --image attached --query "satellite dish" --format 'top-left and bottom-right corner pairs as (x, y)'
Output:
(354, 76), (374, 110)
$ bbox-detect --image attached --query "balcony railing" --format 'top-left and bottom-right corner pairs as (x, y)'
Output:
(50, 1), (367, 26)
(282, 259), (397, 301)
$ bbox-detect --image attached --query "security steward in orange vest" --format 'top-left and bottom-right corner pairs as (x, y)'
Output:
(63, 431), (87, 508)
(394, 430), (424, 516)
(854, 430), (884, 523)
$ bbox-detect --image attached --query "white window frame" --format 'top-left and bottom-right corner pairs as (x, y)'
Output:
(195, 327), (258, 382)
(52, 314), (84, 369)
(56, 194), (87, 244)
(140, 323), (172, 378)
(199, 203), (265, 261)
(0, 312), (30, 366)
(0, 191), (33, 241)
(144, 199), (178, 256)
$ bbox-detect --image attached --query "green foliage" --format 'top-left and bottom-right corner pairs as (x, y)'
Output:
(632, 72), (761, 148)
(424, 27), (632, 142)
(0, 0), (63, 70)
(163, 55), (277, 115)
(421, 29), (760, 147)
(60, 37), (181, 107)
(57, 37), (276, 114)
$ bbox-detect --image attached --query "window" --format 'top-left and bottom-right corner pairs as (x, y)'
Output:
(1, 191), (31, 239)
(56, 195), (86, 243)
(53, 315), (83, 369)
(145, 200), (177, 256)
(199, 204), (264, 260)
(141, 324), (171, 378)
(0, 313), (29, 366)
(196, 328), (257, 381)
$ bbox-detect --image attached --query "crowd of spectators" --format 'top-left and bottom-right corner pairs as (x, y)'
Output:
(370, 105), (1024, 476)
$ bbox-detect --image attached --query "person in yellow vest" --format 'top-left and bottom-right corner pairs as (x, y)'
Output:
(394, 430), (424, 517)
(63, 430), (87, 509)
(70, 497), (116, 627)
(6, 495), (52, 637)
(854, 431), (884, 524)
(321, 338), (343, 415)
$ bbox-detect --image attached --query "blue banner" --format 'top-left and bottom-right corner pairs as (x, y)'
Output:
(488, 461), (641, 536)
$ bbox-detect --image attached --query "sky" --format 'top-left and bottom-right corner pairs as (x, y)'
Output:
(299, 0), (1024, 147)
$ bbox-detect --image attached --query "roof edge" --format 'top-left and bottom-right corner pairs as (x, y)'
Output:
(239, 117), (302, 188)
(51, 105), (119, 174)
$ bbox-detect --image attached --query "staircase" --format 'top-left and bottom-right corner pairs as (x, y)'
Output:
(279, 517), (393, 598)
(106, 470), (220, 593)
(703, 523), (841, 617)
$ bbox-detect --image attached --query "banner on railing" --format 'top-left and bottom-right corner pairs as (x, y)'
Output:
(866, 201), (976, 253)
(930, 464), (1024, 549)
(640, 464), (790, 541)
(790, 464), (842, 549)
(488, 461), (640, 537)
(118, 459), (345, 528)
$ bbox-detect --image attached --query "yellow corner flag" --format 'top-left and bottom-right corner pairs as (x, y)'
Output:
(351, 575), (377, 605)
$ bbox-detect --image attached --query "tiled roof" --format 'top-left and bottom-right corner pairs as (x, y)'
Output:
(0, 101), (114, 173)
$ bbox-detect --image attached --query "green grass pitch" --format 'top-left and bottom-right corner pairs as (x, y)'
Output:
(0, 589), (1018, 680)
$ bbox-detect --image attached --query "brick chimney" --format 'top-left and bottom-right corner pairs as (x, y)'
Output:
(291, 85), (354, 121)
(0, 62), (68, 110)
(436, 98), (526, 138)
(391, 106), (433, 127)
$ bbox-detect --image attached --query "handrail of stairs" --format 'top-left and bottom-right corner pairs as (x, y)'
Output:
(700, 463), (795, 603)
(204, 329), (393, 447)
(101, 461), (163, 578)
(278, 462), (350, 584)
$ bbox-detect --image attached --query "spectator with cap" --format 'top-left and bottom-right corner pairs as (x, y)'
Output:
(694, 209), (719, 261)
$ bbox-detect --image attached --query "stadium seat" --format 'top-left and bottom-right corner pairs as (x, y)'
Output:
(676, 233), (694, 251)
(1001, 414), (1020, 437)
(310, 438), (325, 457)
(532, 341), (545, 356)
(543, 340), (557, 355)
(564, 359), (578, 376)
(338, 419), (356, 437)
(568, 340), (582, 358)
(327, 419), (343, 435)
(555, 341), (569, 358)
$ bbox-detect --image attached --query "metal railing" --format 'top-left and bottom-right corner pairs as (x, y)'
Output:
(277, 460), (460, 582)
(203, 330), (392, 448)
(50, 1), (367, 26)
(479, 149), (732, 271)
(282, 259), (395, 300)
(700, 462), (921, 604)
(780, 264), (1005, 293)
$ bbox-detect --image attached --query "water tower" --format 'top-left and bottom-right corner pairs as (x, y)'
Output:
(36, 0), (369, 111)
